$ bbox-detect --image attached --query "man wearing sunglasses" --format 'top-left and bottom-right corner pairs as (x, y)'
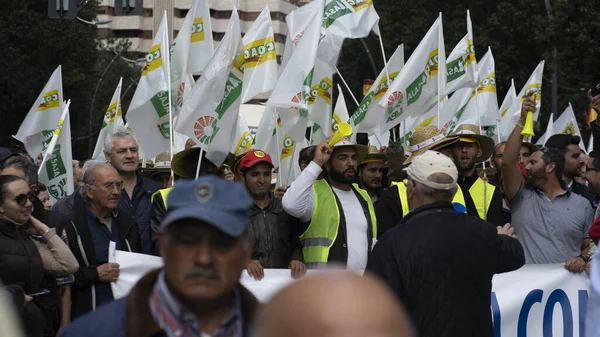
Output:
(502, 96), (593, 273)
(62, 161), (141, 320)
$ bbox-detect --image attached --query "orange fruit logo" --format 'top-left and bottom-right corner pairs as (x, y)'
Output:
(194, 116), (215, 141)
(387, 91), (403, 108)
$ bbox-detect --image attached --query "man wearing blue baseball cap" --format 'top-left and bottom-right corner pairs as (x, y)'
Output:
(61, 176), (260, 337)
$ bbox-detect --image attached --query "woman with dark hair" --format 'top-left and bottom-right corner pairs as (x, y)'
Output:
(0, 175), (46, 337)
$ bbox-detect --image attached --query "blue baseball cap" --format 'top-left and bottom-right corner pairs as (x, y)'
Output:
(162, 176), (253, 237)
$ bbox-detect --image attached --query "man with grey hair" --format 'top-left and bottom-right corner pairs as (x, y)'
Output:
(367, 150), (525, 337)
(104, 128), (158, 254)
(61, 160), (140, 319)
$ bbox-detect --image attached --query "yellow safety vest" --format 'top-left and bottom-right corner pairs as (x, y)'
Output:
(299, 179), (377, 268)
(151, 188), (173, 209)
(468, 178), (496, 220)
(393, 180), (467, 217)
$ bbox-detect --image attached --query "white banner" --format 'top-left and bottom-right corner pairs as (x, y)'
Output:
(108, 248), (593, 337)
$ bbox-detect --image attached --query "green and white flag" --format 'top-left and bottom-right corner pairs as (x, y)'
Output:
(512, 61), (545, 121)
(332, 84), (350, 133)
(253, 106), (280, 168)
(267, 0), (323, 142)
(377, 14), (446, 133)
(175, 9), (243, 166)
(536, 103), (584, 148)
(349, 45), (405, 137)
(444, 10), (477, 95)
(38, 102), (74, 204)
(493, 79), (517, 141)
(231, 114), (254, 154)
(240, 6), (277, 103)
(187, 0), (214, 74)
(14, 65), (64, 158)
(92, 78), (124, 160)
(322, 0), (380, 38)
(127, 12), (171, 158)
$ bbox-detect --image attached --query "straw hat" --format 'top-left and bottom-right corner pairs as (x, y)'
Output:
(138, 159), (154, 170)
(172, 139), (235, 178)
(360, 146), (387, 165)
(450, 124), (496, 163)
(404, 125), (459, 165)
(153, 152), (171, 170)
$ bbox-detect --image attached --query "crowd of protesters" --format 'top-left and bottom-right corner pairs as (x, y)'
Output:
(0, 92), (599, 337)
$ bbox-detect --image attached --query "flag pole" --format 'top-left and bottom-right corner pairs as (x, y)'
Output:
(163, 10), (175, 181)
(195, 148), (204, 179)
(275, 118), (285, 187)
(436, 12), (443, 129)
(376, 26), (391, 88)
(38, 100), (71, 175)
(334, 66), (359, 106)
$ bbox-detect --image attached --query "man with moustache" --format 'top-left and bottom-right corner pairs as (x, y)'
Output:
(62, 161), (141, 319)
(104, 128), (158, 255)
(358, 146), (387, 204)
(448, 124), (504, 226)
(282, 137), (376, 270)
(61, 177), (260, 337)
(502, 97), (593, 269)
(238, 150), (305, 280)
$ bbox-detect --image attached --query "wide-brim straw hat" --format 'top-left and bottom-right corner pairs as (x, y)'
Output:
(172, 140), (235, 178)
(361, 145), (387, 165)
(331, 137), (368, 163)
(404, 125), (459, 165)
(449, 124), (496, 163)
(149, 152), (172, 176)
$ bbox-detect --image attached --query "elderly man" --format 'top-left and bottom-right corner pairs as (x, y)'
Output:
(61, 177), (260, 337)
(367, 150), (525, 337)
(238, 150), (305, 280)
(104, 128), (158, 255)
(502, 97), (593, 269)
(255, 272), (415, 337)
(282, 137), (376, 270)
(61, 161), (141, 319)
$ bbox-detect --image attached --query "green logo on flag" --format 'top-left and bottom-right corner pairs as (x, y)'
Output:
(406, 73), (428, 106)
(323, 0), (352, 29)
(45, 145), (66, 182)
(151, 91), (170, 118)
(215, 72), (243, 119)
(446, 57), (466, 83)
(157, 121), (170, 140)
(352, 92), (374, 126)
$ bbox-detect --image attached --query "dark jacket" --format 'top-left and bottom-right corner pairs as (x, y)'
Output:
(55, 191), (141, 320)
(0, 219), (46, 337)
(375, 183), (481, 237)
(149, 190), (168, 256)
(367, 202), (525, 337)
(60, 269), (260, 337)
(250, 194), (303, 268)
(119, 173), (159, 255)
(570, 179), (597, 209)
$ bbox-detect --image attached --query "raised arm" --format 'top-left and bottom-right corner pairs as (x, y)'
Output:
(501, 97), (536, 199)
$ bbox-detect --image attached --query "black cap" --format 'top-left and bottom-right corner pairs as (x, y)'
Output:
(0, 147), (17, 164)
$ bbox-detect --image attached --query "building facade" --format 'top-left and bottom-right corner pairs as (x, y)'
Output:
(96, 0), (309, 62)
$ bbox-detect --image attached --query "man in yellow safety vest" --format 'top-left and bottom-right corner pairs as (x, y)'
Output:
(282, 137), (376, 269)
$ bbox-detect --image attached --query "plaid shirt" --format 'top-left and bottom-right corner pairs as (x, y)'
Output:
(149, 271), (243, 337)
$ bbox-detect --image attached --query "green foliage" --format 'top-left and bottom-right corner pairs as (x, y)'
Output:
(0, 0), (140, 158)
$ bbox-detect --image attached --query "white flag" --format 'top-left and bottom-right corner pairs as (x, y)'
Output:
(322, 0), (380, 38)
(175, 9), (243, 166)
(308, 59), (334, 145)
(377, 14), (446, 133)
(231, 114), (254, 154)
(513, 61), (545, 121)
(126, 13), (171, 158)
(494, 79), (518, 141)
(240, 6), (277, 103)
(187, 0), (214, 74)
(277, 116), (305, 187)
(332, 84), (350, 133)
(445, 11), (477, 95)
(92, 78), (124, 160)
(267, 0), (323, 142)
(537, 104), (585, 149)
(588, 133), (594, 154)
(39, 106), (74, 204)
(349, 45), (405, 136)
(537, 112), (555, 145)
(14, 66), (64, 158)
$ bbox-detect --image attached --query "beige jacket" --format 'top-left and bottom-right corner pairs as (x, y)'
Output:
(32, 228), (79, 276)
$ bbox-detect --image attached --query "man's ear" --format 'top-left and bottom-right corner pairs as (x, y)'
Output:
(104, 152), (111, 164)
(477, 145), (483, 158)
(547, 162), (556, 174)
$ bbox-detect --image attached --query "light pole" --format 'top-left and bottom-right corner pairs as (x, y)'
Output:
(88, 42), (132, 157)
(543, 0), (558, 118)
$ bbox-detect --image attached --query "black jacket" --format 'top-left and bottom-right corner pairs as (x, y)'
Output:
(367, 202), (525, 337)
(249, 194), (303, 268)
(149, 190), (167, 256)
(54, 191), (141, 319)
(570, 179), (597, 209)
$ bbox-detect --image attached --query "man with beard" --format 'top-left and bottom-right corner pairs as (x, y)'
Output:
(358, 147), (387, 204)
(104, 128), (158, 255)
(448, 124), (504, 226)
(502, 96), (593, 270)
(238, 150), (305, 280)
(545, 134), (596, 207)
(61, 177), (260, 337)
(282, 137), (376, 270)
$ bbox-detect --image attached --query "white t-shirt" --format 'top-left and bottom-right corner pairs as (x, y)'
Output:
(332, 186), (369, 270)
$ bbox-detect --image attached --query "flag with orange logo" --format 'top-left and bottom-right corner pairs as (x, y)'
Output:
(92, 78), (124, 160)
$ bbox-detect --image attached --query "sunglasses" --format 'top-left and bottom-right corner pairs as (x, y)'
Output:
(14, 193), (31, 206)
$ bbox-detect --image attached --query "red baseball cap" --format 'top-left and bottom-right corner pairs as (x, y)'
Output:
(239, 150), (274, 171)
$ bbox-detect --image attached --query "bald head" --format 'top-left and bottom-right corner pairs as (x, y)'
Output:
(255, 272), (414, 337)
